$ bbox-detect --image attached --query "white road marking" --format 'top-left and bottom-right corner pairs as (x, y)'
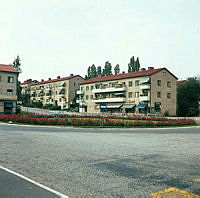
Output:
(0, 165), (69, 198)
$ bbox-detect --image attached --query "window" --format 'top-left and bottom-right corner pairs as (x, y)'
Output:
(135, 92), (139, 98)
(135, 80), (139, 86)
(86, 95), (89, 100)
(167, 93), (171, 99)
(90, 95), (93, 100)
(155, 102), (161, 111)
(163, 72), (166, 76)
(157, 91), (161, 98)
(8, 76), (14, 83)
(128, 92), (132, 98)
(74, 82), (76, 87)
(157, 80), (161, 86)
(86, 86), (89, 91)
(91, 85), (94, 90)
(81, 87), (83, 91)
(7, 89), (13, 95)
(128, 81), (133, 87)
(59, 98), (62, 102)
(167, 81), (171, 88)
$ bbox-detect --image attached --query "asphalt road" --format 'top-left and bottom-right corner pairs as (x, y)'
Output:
(0, 123), (200, 197)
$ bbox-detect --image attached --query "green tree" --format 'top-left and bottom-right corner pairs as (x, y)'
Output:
(114, 64), (120, 75)
(13, 55), (21, 71)
(128, 56), (136, 72)
(97, 66), (102, 77)
(87, 66), (91, 79)
(90, 64), (97, 78)
(177, 77), (200, 116)
(135, 57), (140, 72)
(128, 63), (132, 73)
(13, 56), (22, 103)
(103, 61), (112, 75)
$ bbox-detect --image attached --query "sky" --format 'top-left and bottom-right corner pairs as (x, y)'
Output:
(0, 0), (199, 82)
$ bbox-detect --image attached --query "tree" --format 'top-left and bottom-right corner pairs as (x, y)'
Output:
(13, 56), (22, 103)
(128, 56), (136, 72)
(135, 57), (140, 72)
(13, 55), (21, 71)
(90, 64), (97, 78)
(97, 66), (102, 77)
(114, 64), (120, 75)
(103, 61), (112, 75)
(177, 77), (200, 116)
(128, 63), (132, 73)
(87, 66), (91, 79)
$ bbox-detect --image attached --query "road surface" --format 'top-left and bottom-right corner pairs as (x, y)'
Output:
(0, 123), (200, 197)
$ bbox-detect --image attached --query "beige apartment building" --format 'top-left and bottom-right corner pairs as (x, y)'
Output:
(22, 74), (84, 110)
(0, 64), (19, 113)
(77, 67), (178, 116)
(20, 79), (38, 95)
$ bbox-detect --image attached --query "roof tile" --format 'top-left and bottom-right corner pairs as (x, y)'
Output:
(80, 68), (168, 85)
(0, 64), (18, 73)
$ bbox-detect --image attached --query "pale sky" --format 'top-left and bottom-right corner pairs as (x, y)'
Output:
(0, 0), (199, 82)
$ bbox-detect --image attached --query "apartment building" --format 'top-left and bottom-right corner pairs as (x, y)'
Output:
(77, 67), (178, 116)
(24, 74), (84, 110)
(21, 79), (38, 95)
(0, 64), (19, 113)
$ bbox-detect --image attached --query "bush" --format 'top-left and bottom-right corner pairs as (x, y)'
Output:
(0, 114), (196, 127)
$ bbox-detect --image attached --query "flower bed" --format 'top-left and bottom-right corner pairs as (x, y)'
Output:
(0, 114), (196, 127)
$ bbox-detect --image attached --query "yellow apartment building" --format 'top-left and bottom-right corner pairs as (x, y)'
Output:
(22, 74), (84, 110)
(77, 67), (178, 116)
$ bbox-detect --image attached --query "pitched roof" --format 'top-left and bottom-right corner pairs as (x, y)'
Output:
(20, 79), (38, 85)
(80, 67), (177, 85)
(0, 64), (19, 73)
(32, 75), (83, 86)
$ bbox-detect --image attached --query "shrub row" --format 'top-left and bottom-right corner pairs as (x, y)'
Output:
(0, 114), (196, 127)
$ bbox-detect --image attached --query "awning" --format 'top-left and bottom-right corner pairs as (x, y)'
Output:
(122, 104), (136, 109)
(4, 102), (13, 108)
(99, 104), (107, 109)
(136, 104), (147, 109)
(140, 77), (150, 84)
(114, 92), (125, 96)
(107, 105), (122, 109)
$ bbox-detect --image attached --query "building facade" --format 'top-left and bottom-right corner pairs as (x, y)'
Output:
(20, 79), (38, 95)
(0, 64), (19, 113)
(22, 74), (84, 110)
(77, 67), (177, 116)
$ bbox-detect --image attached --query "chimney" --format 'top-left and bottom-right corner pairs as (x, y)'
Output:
(57, 76), (60, 79)
(70, 74), (73, 76)
(122, 71), (125, 74)
(141, 68), (146, 71)
(148, 67), (154, 70)
(48, 78), (51, 80)
(41, 79), (44, 82)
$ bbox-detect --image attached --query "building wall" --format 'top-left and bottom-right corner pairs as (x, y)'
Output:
(151, 69), (177, 116)
(0, 71), (18, 113)
(78, 69), (177, 115)
(79, 76), (149, 113)
(30, 76), (83, 110)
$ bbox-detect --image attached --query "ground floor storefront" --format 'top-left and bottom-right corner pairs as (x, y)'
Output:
(0, 101), (17, 114)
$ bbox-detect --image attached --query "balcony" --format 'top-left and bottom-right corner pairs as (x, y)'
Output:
(77, 90), (84, 95)
(92, 97), (126, 103)
(92, 86), (126, 93)
(0, 95), (17, 101)
(140, 84), (150, 90)
(139, 95), (150, 102)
